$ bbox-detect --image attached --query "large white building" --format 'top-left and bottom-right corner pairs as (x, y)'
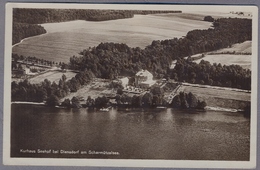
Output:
(135, 70), (156, 88)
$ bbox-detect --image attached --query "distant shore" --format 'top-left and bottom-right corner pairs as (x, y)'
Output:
(12, 31), (48, 48)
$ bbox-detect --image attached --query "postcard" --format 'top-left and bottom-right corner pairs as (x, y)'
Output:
(3, 3), (258, 168)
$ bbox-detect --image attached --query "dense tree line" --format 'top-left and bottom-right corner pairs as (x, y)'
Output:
(13, 8), (181, 24)
(12, 53), (57, 68)
(61, 86), (206, 110)
(69, 18), (251, 90)
(13, 9), (133, 24)
(170, 58), (251, 90)
(11, 70), (94, 106)
(61, 86), (168, 109)
(170, 92), (207, 109)
(13, 22), (46, 45)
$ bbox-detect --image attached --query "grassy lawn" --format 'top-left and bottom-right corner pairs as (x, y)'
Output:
(29, 70), (77, 84)
(60, 79), (116, 102)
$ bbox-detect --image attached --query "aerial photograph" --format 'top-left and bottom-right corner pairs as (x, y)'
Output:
(8, 4), (254, 164)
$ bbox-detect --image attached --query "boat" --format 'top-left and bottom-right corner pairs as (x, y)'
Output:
(100, 107), (109, 112)
(156, 106), (167, 109)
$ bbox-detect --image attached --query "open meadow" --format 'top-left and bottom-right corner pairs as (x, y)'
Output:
(179, 85), (250, 109)
(60, 78), (116, 102)
(194, 54), (251, 70)
(210, 41), (251, 54)
(29, 70), (77, 84)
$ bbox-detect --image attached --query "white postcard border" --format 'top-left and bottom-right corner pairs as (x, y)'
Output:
(3, 3), (258, 168)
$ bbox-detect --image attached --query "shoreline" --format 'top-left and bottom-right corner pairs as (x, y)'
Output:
(12, 31), (48, 48)
(11, 101), (244, 113)
(11, 101), (45, 105)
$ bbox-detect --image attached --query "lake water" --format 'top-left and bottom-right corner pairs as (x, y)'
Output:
(11, 104), (250, 160)
(12, 14), (212, 63)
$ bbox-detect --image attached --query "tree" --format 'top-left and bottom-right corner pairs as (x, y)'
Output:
(61, 98), (71, 108)
(115, 94), (122, 104)
(142, 92), (153, 107)
(35, 88), (47, 102)
(132, 95), (142, 107)
(204, 16), (214, 22)
(152, 95), (162, 106)
(46, 94), (59, 107)
(71, 96), (82, 108)
(62, 74), (67, 82)
(95, 96), (109, 108)
(86, 96), (94, 107)
(243, 104), (250, 118)
(187, 92), (198, 108)
(197, 100), (207, 109)
(181, 99), (189, 109)
(61, 63), (68, 70)
(171, 95), (181, 108)
(150, 86), (164, 97)
(117, 88), (123, 95)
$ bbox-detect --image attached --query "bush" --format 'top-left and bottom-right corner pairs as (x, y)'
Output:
(204, 16), (214, 22)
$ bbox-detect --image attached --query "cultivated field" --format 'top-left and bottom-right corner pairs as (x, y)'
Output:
(29, 70), (77, 84)
(210, 41), (252, 54)
(194, 54), (251, 70)
(183, 11), (252, 20)
(187, 41), (252, 70)
(157, 11), (252, 22)
(179, 85), (250, 109)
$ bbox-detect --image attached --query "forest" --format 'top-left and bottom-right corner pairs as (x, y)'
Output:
(12, 53), (65, 68)
(171, 58), (251, 90)
(13, 8), (181, 24)
(69, 17), (252, 90)
(11, 69), (95, 103)
(12, 22), (46, 45)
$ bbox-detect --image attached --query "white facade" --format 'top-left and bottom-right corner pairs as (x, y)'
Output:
(23, 67), (30, 74)
(135, 70), (156, 88)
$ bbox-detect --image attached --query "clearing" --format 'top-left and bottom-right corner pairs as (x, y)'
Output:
(60, 78), (116, 102)
(29, 70), (77, 84)
(194, 54), (251, 70)
(209, 41), (251, 54)
(179, 85), (250, 109)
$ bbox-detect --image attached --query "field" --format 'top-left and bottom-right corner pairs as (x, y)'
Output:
(29, 70), (77, 84)
(12, 13), (212, 63)
(194, 54), (251, 70)
(156, 11), (252, 22)
(210, 41), (251, 54)
(186, 41), (252, 70)
(186, 11), (252, 19)
(60, 78), (116, 102)
(179, 85), (250, 109)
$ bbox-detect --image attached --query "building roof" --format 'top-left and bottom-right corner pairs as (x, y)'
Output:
(140, 79), (156, 86)
(119, 77), (129, 85)
(136, 70), (153, 77)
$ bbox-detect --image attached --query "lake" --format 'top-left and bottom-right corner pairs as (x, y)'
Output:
(12, 14), (212, 63)
(11, 104), (250, 160)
